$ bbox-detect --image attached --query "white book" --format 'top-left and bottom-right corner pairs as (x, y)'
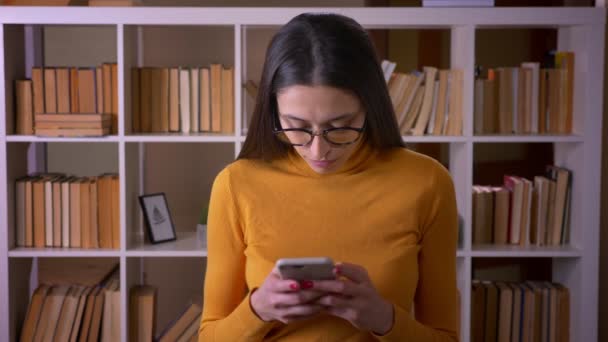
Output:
(179, 68), (191, 134)
(381, 60), (388, 74)
(521, 62), (540, 133)
(45, 179), (53, 247)
(190, 68), (199, 133)
(426, 80), (440, 135)
(61, 178), (70, 248)
(385, 61), (396, 84)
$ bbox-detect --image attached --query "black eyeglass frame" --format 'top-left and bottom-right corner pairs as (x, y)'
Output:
(272, 116), (366, 147)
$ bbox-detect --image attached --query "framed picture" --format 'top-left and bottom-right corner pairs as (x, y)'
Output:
(138, 193), (177, 244)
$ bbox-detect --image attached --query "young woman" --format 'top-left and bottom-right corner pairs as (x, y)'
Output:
(199, 12), (459, 341)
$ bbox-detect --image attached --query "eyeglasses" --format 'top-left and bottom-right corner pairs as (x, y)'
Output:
(273, 123), (365, 147)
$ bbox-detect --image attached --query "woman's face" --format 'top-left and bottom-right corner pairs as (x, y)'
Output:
(276, 85), (365, 174)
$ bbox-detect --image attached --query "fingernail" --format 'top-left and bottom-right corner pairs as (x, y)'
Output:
(302, 280), (313, 289)
(290, 283), (299, 290)
(335, 266), (341, 274)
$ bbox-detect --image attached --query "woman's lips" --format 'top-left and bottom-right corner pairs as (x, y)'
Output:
(310, 159), (335, 169)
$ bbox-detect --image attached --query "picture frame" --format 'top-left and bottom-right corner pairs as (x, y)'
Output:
(138, 192), (177, 244)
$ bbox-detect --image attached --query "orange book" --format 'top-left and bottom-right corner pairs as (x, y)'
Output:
(78, 68), (97, 114)
(111, 175), (120, 249)
(96, 66), (104, 114)
(169, 68), (180, 132)
(70, 178), (82, 248)
(56, 68), (71, 113)
(150, 68), (162, 133)
(52, 179), (62, 247)
(44, 68), (58, 113)
(20, 284), (51, 342)
(32, 67), (45, 114)
(210, 64), (222, 132)
(89, 178), (99, 249)
(81, 178), (91, 249)
(70, 67), (80, 114)
(111, 63), (118, 134)
(15, 79), (34, 134)
(221, 66), (234, 134)
(32, 178), (45, 248)
(199, 68), (211, 132)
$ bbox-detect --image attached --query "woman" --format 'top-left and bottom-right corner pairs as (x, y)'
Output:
(199, 12), (459, 341)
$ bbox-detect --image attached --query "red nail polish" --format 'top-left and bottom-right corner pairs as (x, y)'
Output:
(335, 266), (341, 274)
(302, 280), (313, 289)
(290, 283), (299, 290)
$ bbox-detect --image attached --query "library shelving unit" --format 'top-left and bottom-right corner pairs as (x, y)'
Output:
(0, 6), (604, 342)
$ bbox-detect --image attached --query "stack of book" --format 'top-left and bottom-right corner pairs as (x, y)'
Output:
(474, 51), (574, 135)
(14, 63), (118, 136)
(14, 172), (120, 249)
(20, 260), (120, 342)
(34, 113), (112, 137)
(472, 165), (572, 246)
(131, 64), (234, 134)
(471, 280), (569, 342)
(382, 60), (464, 136)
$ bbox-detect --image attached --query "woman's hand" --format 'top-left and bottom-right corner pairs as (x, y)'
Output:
(312, 262), (395, 335)
(250, 267), (326, 324)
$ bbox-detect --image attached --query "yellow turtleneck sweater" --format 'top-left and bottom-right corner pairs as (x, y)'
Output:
(198, 143), (459, 341)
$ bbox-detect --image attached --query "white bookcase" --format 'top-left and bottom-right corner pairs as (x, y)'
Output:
(0, 6), (604, 342)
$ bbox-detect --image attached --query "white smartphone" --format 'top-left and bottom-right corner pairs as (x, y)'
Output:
(276, 257), (336, 281)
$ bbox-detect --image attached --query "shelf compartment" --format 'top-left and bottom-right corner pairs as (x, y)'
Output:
(125, 142), (234, 252)
(3, 24), (117, 136)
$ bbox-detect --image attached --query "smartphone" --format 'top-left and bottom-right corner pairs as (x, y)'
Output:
(276, 257), (336, 281)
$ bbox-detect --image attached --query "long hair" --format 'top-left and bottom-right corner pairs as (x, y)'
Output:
(238, 12), (404, 161)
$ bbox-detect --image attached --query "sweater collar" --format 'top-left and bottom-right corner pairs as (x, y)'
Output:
(285, 140), (376, 178)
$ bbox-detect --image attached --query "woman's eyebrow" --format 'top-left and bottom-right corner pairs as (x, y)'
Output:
(279, 112), (357, 123)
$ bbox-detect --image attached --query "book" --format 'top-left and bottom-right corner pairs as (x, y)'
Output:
(15, 79), (34, 134)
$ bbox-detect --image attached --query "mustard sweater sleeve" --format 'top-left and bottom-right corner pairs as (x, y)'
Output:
(198, 169), (276, 341)
(374, 163), (460, 342)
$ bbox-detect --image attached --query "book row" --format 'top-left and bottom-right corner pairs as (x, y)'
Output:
(474, 51), (574, 135)
(471, 280), (570, 342)
(473, 166), (572, 246)
(14, 173), (120, 249)
(15, 64), (119, 136)
(383, 60), (464, 136)
(131, 65), (234, 134)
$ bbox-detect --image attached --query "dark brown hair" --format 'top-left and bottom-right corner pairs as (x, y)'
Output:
(238, 12), (404, 161)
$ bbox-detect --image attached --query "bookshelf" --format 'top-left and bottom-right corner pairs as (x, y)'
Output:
(0, 6), (604, 342)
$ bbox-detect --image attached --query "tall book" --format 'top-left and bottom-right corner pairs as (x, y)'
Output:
(160, 67), (170, 133)
(179, 68), (191, 134)
(221, 66), (234, 134)
(44, 68), (58, 114)
(32, 67), (45, 115)
(15, 80), (34, 135)
(210, 64), (222, 132)
(56, 68), (71, 114)
(169, 68), (180, 132)
(411, 66), (437, 135)
(199, 67), (211, 132)
(190, 67), (200, 133)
